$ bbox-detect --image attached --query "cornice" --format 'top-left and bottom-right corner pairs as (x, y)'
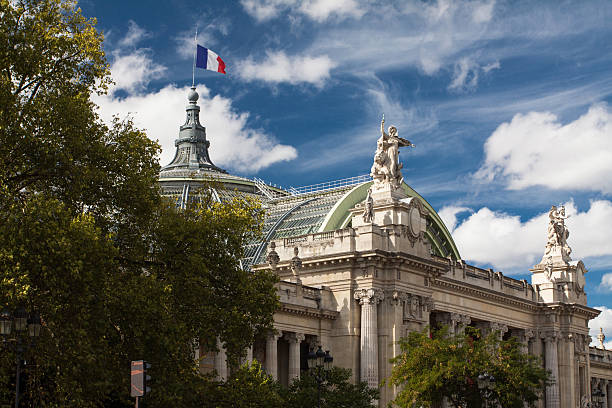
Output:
(434, 278), (539, 311)
(277, 304), (339, 321)
(263, 249), (448, 275)
(538, 303), (601, 319)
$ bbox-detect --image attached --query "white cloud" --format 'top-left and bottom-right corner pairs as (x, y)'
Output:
(240, 0), (293, 22)
(442, 200), (612, 272)
(93, 84), (297, 173)
(482, 60), (500, 73)
(448, 58), (479, 91)
(237, 51), (336, 87)
(241, 0), (363, 23)
(298, 0), (364, 22)
(448, 57), (501, 92)
(118, 20), (150, 48)
(589, 306), (612, 349)
(599, 273), (612, 292)
(175, 18), (231, 60)
(438, 206), (472, 232)
(109, 50), (166, 95)
(475, 104), (612, 194)
(471, 0), (495, 23)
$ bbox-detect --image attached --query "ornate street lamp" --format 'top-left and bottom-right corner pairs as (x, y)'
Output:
(591, 387), (605, 408)
(307, 346), (333, 408)
(1, 306), (42, 408)
(477, 372), (496, 408)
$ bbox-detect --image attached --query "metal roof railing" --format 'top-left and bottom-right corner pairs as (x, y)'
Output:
(287, 174), (370, 197)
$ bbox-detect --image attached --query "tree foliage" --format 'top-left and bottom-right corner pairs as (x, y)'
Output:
(387, 327), (550, 408)
(283, 367), (379, 408)
(202, 363), (378, 408)
(0, 0), (279, 406)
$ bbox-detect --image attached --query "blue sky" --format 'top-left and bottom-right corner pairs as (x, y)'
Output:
(80, 0), (612, 344)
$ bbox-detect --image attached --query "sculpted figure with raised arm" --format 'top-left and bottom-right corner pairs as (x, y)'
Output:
(370, 114), (415, 192)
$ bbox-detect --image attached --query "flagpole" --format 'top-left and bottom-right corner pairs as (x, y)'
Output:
(192, 28), (198, 88)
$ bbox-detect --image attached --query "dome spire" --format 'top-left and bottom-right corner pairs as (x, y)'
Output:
(160, 87), (225, 174)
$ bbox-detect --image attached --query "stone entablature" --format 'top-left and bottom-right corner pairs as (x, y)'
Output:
(591, 347), (612, 371)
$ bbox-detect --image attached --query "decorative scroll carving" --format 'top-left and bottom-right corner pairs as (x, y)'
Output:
(370, 115), (414, 192)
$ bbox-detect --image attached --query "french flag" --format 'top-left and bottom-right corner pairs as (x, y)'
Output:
(195, 45), (226, 74)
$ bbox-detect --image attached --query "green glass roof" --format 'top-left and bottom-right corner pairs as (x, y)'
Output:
(158, 175), (461, 268)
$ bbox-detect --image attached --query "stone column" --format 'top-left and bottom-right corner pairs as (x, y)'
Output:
(265, 332), (281, 380)
(246, 345), (253, 364)
(544, 332), (560, 408)
(607, 380), (612, 408)
(285, 332), (305, 382)
(354, 288), (384, 389)
(215, 338), (228, 381)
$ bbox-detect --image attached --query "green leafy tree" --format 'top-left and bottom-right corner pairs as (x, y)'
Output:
(0, 0), (279, 406)
(387, 327), (550, 408)
(211, 361), (285, 408)
(284, 367), (379, 408)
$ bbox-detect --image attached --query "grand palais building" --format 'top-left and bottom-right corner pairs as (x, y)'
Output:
(158, 87), (612, 408)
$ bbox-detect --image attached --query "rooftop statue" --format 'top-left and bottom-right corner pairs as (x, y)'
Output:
(544, 205), (572, 263)
(370, 114), (414, 192)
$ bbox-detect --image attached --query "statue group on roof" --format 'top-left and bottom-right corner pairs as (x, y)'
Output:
(370, 115), (414, 191)
(544, 205), (572, 262)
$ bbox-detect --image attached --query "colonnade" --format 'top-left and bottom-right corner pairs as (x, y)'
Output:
(213, 330), (308, 383)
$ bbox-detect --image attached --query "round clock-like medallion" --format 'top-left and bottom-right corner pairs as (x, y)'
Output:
(409, 207), (420, 237)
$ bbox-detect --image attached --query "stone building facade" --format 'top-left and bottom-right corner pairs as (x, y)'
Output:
(159, 88), (612, 407)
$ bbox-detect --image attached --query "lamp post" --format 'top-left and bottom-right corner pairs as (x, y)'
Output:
(477, 372), (495, 408)
(307, 346), (333, 408)
(0, 306), (42, 408)
(591, 387), (605, 408)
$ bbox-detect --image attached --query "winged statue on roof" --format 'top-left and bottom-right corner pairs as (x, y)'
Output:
(370, 114), (415, 191)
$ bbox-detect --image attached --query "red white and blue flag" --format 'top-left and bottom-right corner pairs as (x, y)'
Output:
(196, 45), (226, 74)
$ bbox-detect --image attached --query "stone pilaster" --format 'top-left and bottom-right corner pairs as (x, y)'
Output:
(215, 338), (228, 381)
(607, 380), (611, 408)
(354, 288), (384, 389)
(265, 332), (281, 380)
(544, 332), (560, 408)
(285, 332), (305, 382)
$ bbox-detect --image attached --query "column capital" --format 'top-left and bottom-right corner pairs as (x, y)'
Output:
(543, 330), (559, 343)
(354, 288), (384, 305)
(284, 332), (305, 343)
(450, 313), (471, 325)
(490, 322), (508, 335)
(267, 331), (282, 342)
(524, 329), (536, 340)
